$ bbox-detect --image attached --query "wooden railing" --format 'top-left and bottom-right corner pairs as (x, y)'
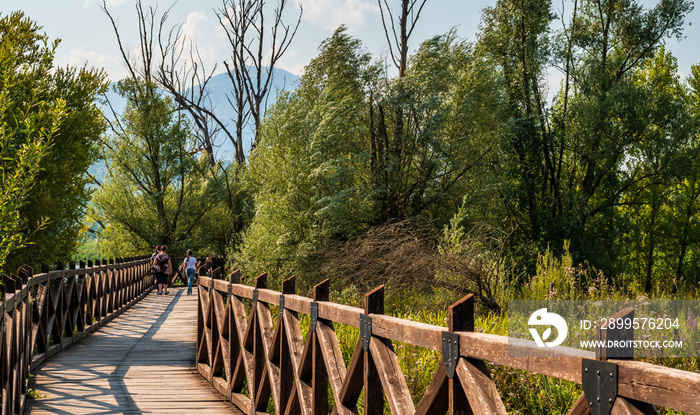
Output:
(1, 256), (154, 415)
(197, 269), (700, 414)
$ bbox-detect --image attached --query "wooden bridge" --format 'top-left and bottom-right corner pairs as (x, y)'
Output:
(2, 258), (700, 414)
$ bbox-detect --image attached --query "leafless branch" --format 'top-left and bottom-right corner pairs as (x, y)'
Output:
(377, 0), (429, 76)
(217, 0), (302, 153)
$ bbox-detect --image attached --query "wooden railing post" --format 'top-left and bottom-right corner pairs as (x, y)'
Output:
(363, 285), (384, 415)
(312, 279), (330, 415)
(2, 275), (14, 297)
(228, 269), (239, 393)
(16, 266), (30, 415)
(596, 308), (634, 361)
(252, 273), (268, 414)
(65, 262), (76, 342)
(54, 262), (65, 352)
(573, 308), (660, 415)
(77, 261), (86, 334)
(2, 301), (10, 414)
(86, 259), (94, 328)
(17, 268), (29, 286)
(131, 257), (135, 298)
(107, 258), (115, 315)
(114, 258), (121, 309)
(570, 308), (652, 415)
(447, 295), (472, 415)
(447, 294), (507, 415)
(196, 265), (206, 381)
(121, 258), (127, 304)
(279, 275), (295, 415)
(224, 275), (236, 402)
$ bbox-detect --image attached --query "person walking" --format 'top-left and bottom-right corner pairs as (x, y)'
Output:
(155, 245), (172, 295)
(150, 245), (161, 288)
(182, 249), (198, 295)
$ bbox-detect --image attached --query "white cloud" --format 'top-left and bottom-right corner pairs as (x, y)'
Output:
(282, 60), (307, 77)
(83, 0), (128, 9)
(302, 0), (378, 32)
(56, 48), (128, 82)
(269, 47), (306, 76)
(181, 11), (228, 72)
(104, 0), (129, 7)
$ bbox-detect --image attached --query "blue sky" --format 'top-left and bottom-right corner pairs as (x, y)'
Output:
(3, 0), (700, 95)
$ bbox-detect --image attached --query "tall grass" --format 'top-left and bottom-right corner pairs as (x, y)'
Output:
(322, 243), (698, 414)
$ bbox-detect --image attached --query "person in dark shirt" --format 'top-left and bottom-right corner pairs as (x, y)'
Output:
(154, 245), (172, 295)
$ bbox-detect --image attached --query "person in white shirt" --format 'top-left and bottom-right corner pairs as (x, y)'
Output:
(182, 249), (198, 295)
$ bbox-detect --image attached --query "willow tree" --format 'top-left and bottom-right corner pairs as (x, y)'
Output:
(93, 79), (208, 255)
(235, 27), (505, 285)
(234, 27), (376, 282)
(557, 0), (693, 271)
(475, 0), (693, 277)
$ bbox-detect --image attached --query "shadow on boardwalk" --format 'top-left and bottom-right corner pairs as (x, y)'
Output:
(25, 287), (241, 414)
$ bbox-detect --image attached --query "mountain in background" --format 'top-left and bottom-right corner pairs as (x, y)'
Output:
(98, 66), (299, 161)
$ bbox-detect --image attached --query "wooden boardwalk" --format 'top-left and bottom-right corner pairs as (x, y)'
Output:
(25, 287), (242, 414)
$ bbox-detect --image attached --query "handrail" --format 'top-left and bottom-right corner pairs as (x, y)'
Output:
(197, 269), (700, 414)
(1, 256), (154, 415)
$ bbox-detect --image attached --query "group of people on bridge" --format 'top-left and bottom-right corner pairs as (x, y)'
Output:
(150, 245), (204, 295)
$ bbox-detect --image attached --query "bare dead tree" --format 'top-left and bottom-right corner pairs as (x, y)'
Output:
(104, 0), (302, 168)
(102, 1), (245, 252)
(156, 23), (224, 168)
(102, 0), (161, 90)
(104, 0), (239, 199)
(104, 0), (243, 171)
(216, 0), (255, 166)
(216, 0), (302, 155)
(373, 0), (429, 222)
(378, 0), (428, 78)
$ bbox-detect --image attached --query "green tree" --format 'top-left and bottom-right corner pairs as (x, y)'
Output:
(476, 0), (693, 280)
(234, 27), (376, 282)
(0, 12), (84, 273)
(559, 0), (692, 273)
(387, 31), (504, 224)
(6, 64), (108, 270)
(477, 0), (554, 247)
(93, 79), (207, 256)
(235, 28), (505, 286)
(616, 47), (692, 291)
(671, 63), (700, 286)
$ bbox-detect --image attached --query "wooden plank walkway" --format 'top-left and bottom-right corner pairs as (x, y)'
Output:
(25, 287), (242, 414)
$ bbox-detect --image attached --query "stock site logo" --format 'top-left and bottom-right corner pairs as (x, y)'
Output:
(528, 308), (568, 348)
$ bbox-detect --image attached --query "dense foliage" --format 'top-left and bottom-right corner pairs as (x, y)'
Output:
(0, 12), (108, 274)
(2, 2), (699, 412)
(92, 79), (229, 257)
(234, 28), (505, 288)
(230, 0), (699, 303)
(5, 0), (698, 303)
